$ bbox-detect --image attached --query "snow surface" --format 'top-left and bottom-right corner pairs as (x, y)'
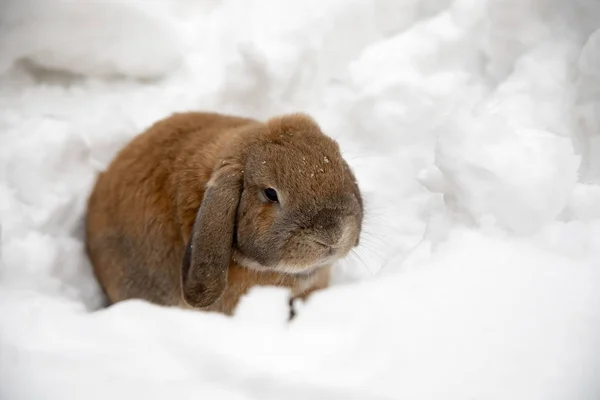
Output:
(1, 0), (600, 399)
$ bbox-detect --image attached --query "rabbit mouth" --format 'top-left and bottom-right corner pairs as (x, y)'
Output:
(232, 249), (334, 276)
(311, 239), (344, 258)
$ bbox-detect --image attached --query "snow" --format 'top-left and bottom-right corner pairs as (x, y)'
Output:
(1, 0), (600, 399)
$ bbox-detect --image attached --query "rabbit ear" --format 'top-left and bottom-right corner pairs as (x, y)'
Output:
(181, 164), (242, 308)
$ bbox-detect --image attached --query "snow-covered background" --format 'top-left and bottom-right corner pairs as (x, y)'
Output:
(1, 0), (600, 399)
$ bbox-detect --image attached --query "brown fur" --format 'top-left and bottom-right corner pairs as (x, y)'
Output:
(86, 111), (363, 315)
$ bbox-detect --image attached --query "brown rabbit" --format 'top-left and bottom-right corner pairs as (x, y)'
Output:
(85, 112), (363, 315)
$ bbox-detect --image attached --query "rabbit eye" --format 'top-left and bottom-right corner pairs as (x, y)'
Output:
(263, 188), (279, 203)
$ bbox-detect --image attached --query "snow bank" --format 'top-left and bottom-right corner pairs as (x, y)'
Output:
(1, 0), (600, 399)
(0, 0), (184, 79)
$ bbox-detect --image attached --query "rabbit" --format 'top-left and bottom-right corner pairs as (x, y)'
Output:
(85, 111), (363, 316)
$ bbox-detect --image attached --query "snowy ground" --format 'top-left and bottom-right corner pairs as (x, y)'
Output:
(1, 0), (600, 399)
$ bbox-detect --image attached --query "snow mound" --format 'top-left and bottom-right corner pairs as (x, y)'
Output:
(428, 123), (580, 235)
(0, 0), (183, 79)
(1, 0), (600, 399)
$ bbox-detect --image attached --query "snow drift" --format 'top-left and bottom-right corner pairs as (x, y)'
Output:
(1, 0), (600, 399)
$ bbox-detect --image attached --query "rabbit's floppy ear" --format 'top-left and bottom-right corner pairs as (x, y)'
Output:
(181, 163), (242, 308)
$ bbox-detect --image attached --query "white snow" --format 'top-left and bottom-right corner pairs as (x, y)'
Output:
(1, 0), (600, 399)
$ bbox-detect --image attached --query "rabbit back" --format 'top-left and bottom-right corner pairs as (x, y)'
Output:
(85, 112), (256, 306)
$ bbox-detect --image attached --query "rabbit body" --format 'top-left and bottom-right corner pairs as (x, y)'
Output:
(86, 112), (362, 315)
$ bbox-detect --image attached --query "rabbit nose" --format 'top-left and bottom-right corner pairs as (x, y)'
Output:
(312, 219), (353, 249)
(311, 237), (338, 258)
(312, 237), (337, 248)
(306, 209), (357, 249)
